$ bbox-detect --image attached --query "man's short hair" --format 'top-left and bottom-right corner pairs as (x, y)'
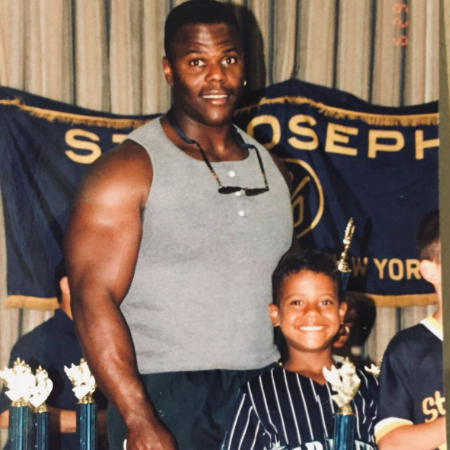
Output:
(272, 249), (340, 306)
(417, 209), (440, 261)
(54, 260), (66, 303)
(164, 0), (242, 62)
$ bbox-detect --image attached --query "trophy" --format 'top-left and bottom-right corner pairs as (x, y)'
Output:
(323, 358), (361, 450)
(337, 218), (355, 303)
(0, 359), (35, 450)
(29, 367), (53, 450)
(65, 358), (97, 450)
(365, 358), (382, 378)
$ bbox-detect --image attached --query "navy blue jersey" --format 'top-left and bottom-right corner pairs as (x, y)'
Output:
(223, 365), (378, 450)
(375, 316), (444, 449)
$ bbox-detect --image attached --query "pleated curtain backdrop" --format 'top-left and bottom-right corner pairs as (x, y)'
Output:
(0, 1), (439, 443)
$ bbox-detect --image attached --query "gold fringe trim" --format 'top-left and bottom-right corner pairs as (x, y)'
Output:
(235, 96), (439, 127)
(5, 295), (58, 310)
(348, 291), (437, 308)
(0, 95), (438, 128)
(0, 98), (150, 129)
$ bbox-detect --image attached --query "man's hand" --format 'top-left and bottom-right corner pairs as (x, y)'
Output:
(125, 417), (178, 450)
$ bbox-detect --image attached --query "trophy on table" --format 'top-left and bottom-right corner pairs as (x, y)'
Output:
(0, 359), (34, 450)
(29, 367), (53, 450)
(337, 218), (355, 303)
(65, 358), (97, 450)
(323, 359), (361, 450)
(0, 359), (53, 450)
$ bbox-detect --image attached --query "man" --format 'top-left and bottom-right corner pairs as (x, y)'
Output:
(64, 2), (293, 449)
(0, 262), (108, 450)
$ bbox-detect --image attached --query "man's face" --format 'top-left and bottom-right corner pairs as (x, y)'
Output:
(269, 270), (346, 354)
(163, 23), (245, 127)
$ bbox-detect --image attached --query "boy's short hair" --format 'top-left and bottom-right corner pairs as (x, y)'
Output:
(272, 249), (340, 305)
(164, 0), (242, 62)
(416, 210), (440, 261)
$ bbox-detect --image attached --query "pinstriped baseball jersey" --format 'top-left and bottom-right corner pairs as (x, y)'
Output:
(222, 365), (378, 450)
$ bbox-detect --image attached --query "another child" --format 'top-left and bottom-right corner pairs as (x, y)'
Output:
(223, 250), (378, 450)
(375, 210), (446, 450)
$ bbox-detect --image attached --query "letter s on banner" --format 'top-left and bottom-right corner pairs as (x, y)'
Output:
(65, 129), (102, 164)
(288, 114), (319, 151)
(246, 115), (281, 150)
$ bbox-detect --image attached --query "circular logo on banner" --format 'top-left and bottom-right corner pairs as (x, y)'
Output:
(283, 158), (324, 239)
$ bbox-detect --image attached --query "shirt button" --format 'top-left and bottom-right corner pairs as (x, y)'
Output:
(238, 210), (245, 217)
(228, 170), (236, 178)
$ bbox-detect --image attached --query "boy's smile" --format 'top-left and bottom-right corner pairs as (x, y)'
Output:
(269, 270), (346, 355)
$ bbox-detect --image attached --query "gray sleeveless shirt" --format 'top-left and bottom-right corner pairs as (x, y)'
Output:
(121, 118), (293, 374)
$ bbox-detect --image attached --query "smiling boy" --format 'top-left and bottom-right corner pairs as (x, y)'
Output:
(223, 250), (378, 450)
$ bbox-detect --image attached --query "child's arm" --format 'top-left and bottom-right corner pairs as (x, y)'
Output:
(378, 416), (446, 450)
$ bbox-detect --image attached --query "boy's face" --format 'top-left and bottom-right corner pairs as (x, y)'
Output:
(269, 270), (347, 354)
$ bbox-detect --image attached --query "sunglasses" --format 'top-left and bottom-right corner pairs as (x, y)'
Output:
(167, 109), (270, 196)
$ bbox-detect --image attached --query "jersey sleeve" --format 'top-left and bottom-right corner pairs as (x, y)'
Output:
(222, 389), (271, 450)
(374, 341), (414, 443)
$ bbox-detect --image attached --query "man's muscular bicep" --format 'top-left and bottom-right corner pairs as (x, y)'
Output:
(65, 142), (152, 305)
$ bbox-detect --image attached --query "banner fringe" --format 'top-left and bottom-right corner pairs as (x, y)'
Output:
(348, 291), (437, 308)
(235, 96), (439, 127)
(0, 96), (438, 128)
(0, 98), (149, 129)
(5, 295), (59, 310)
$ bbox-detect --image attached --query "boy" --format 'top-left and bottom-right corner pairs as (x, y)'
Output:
(375, 210), (446, 450)
(223, 250), (378, 450)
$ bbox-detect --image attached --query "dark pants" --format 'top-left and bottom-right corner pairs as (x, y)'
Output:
(107, 365), (274, 450)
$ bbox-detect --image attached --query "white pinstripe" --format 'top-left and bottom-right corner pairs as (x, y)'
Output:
(295, 374), (313, 441)
(237, 405), (254, 450)
(325, 383), (336, 414)
(351, 399), (362, 439)
(271, 369), (289, 444)
(248, 383), (273, 441)
(249, 421), (261, 450)
(357, 391), (367, 424)
(282, 368), (302, 445)
(358, 369), (369, 388)
(259, 374), (279, 435)
(228, 393), (247, 449)
(310, 379), (329, 438)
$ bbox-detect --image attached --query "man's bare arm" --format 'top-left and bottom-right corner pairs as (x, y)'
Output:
(378, 417), (446, 450)
(64, 142), (176, 450)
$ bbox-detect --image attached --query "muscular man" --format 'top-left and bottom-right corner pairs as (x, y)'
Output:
(64, 2), (293, 449)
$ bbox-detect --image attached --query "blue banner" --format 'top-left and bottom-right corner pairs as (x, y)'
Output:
(0, 80), (438, 309)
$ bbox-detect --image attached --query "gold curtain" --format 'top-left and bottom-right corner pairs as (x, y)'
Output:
(0, 4), (439, 440)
